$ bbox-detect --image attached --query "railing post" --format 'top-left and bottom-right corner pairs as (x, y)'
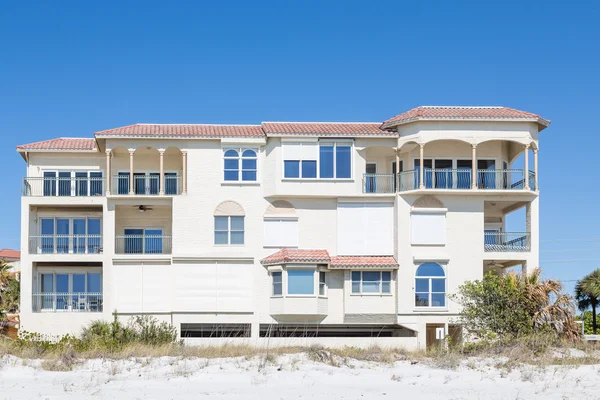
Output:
(471, 144), (477, 189)
(524, 144), (530, 190)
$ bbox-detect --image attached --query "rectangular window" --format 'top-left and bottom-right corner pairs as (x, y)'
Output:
(411, 212), (446, 245)
(287, 269), (315, 295)
(351, 271), (392, 294)
(272, 272), (282, 296)
(214, 216), (245, 245)
(35, 272), (103, 312)
(319, 141), (352, 179)
(264, 219), (298, 247)
(283, 142), (318, 178)
(319, 271), (326, 296)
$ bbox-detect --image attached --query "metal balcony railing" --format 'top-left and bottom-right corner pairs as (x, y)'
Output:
(362, 174), (396, 193)
(111, 175), (182, 195)
(32, 292), (103, 312)
(115, 234), (172, 254)
(28, 235), (103, 254)
(22, 177), (105, 197)
(391, 169), (536, 192)
(484, 232), (530, 252)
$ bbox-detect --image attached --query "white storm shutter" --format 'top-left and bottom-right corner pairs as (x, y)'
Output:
(282, 142), (302, 160)
(264, 219), (298, 247)
(337, 202), (393, 255)
(411, 213), (446, 245)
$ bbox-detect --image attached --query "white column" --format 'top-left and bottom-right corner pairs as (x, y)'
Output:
(159, 149), (165, 195)
(105, 150), (111, 195)
(471, 144), (477, 189)
(182, 151), (188, 194)
(419, 144), (425, 189)
(533, 148), (538, 191)
(524, 144), (530, 190)
(129, 150), (135, 195)
(395, 150), (400, 193)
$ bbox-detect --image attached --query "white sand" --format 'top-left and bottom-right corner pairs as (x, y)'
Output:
(1, 354), (599, 399)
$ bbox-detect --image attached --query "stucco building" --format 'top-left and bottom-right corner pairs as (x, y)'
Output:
(17, 106), (547, 349)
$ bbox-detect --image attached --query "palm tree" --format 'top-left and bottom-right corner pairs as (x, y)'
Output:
(575, 269), (600, 334)
(504, 269), (580, 340)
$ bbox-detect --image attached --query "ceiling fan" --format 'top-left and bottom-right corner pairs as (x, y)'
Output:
(135, 205), (153, 212)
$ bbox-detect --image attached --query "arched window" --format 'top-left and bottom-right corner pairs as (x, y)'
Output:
(415, 262), (446, 307)
(214, 201), (245, 245)
(223, 148), (257, 182)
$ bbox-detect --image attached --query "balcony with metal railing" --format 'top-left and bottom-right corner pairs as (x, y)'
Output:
(484, 232), (530, 252)
(23, 176), (105, 197)
(111, 174), (182, 196)
(32, 292), (103, 312)
(114, 234), (172, 255)
(362, 169), (537, 193)
(28, 234), (103, 255)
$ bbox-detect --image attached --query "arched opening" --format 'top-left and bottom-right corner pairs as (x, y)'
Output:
(475, 139), (536, 190)
(415, 262), (446, 308)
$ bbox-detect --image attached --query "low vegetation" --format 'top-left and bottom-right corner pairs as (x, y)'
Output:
(1, 269), (598, 371)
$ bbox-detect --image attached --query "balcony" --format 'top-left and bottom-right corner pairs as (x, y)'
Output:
(32, 292), (103, 312)
(28, 234), (103, 255)
(115, 234), (172, 255)
(362, 169), (537, 193)
(23, 176), (105, 197)
(110, 174), (182, 196)
(484, 232), (530, 252)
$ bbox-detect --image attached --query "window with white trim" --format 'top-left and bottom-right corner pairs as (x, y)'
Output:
(272, 271), (282, 296)
(351, 271), (391, 294)
(319, 271), (326, 296)
(214, 216), (245, 245)
(224, 148), (258, 182)
(415, 262), (446, 308)
(287, 269), (315, 295)
(283, 142), (318, 178)
(282, 140), (353, 179)
(319, 141), (352, 178)
(263, 219), (298, 247)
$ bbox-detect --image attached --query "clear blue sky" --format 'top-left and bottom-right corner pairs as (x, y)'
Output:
(1, 1), (599, 295)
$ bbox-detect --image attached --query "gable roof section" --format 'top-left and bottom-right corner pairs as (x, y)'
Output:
(262, 122), (395, 137)
(382, 106), (550, 130)
(329, 256), (398, 269)
(94, 123), (265, 138)
(16, 138), (97, 151)
(261, 249), (331, 266)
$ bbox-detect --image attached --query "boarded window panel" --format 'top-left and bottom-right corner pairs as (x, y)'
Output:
(264, 219), (298, 247)
(301, 142), (319, 160)
(282, 142), (303, 160)
(337, 203), (366, 255)
(411, 213), (446, 245)
(364, 203), (393, 255)
(337, 203), (393, 255)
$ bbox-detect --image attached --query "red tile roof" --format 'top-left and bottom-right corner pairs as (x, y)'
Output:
(0, 249), (20, 260)
(330, 256), (398, 269)
(95, 124), (265, 138)
(16, 138), (97, 151)
(262, 122), (395, 136)
(261, 249), (331, 265)
(382, 106), (550, 129)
